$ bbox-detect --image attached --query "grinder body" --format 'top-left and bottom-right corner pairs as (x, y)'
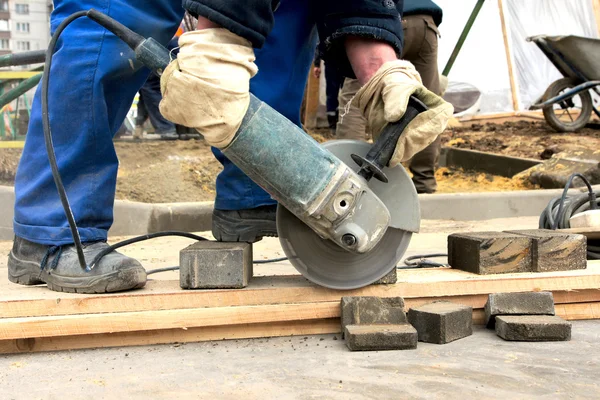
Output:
(224, 95), (391, 254)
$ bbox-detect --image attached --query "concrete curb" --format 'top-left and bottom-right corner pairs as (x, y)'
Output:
(0, 185), (213, 240)
(417, 187), (592, 221)
(1, 185), (596, 240)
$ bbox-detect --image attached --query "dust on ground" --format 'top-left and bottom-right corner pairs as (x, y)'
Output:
(444, 120), (600, 160)
(4, 120), (597, 203)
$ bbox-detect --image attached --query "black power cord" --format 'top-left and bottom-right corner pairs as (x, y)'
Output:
(146, 256), (290, 276)
(538, 173), (600, 259)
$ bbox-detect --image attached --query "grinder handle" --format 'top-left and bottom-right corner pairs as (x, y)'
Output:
(354, 96), (428, 183)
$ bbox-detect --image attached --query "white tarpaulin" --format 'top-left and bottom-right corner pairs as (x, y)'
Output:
(436, 0), (598, 114)
(505, 0), (598, 109)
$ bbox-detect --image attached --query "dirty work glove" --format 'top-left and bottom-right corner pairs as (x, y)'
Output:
(159, 29), (258, 148)
(352, 60), (454, 166)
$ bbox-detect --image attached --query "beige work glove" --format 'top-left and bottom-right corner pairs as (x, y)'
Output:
(352, 60), (454, 166)
(159, 29), (258, 148)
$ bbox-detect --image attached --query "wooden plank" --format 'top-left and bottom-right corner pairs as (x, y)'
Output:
(303, 66), (320, 129)
(0, 302), (339, 340)
(0, 140), (24, 149)
(3, 265), (600, 319)
(0, 318), (340, 354)
(556, 302), (600, 321)
(497, 0), (520, 111)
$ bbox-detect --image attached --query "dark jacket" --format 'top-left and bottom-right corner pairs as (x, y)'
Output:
(183, 0), (404, 77)
(403, 0), (443, 26)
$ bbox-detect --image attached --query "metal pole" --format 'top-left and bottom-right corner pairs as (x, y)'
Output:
(0, 73), (42, 109)
(442, 0), (486, 76)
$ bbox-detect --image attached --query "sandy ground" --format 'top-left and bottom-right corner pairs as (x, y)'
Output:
(2, 121), (599, 203)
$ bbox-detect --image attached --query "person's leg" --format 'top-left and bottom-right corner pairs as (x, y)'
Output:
(336, 77), (368, 140)
(138, 74), (178, 139)
(403, 15), (442, 194)
(10, 0), (184, 293)
(211, 0), (318, 242)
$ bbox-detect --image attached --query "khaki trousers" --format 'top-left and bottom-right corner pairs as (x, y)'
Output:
(337, 14), (441, 193)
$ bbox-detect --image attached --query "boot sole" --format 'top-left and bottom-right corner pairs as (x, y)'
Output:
(212, 212), (278, 243)
(7, 252), (147, 294)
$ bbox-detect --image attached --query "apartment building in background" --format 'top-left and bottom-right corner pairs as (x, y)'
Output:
(0, 0), (51, 55)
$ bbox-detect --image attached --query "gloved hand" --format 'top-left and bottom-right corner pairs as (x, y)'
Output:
(352, 60), (454, 166)
(159, 29), (258, 148)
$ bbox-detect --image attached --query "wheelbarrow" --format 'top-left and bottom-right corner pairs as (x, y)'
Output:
(528, 35), (600, 132)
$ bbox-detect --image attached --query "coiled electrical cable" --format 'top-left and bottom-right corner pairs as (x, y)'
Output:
(538, 173), (600, 259)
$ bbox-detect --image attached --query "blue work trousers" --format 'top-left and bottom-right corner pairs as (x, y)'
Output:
(13, 0), (316, 245)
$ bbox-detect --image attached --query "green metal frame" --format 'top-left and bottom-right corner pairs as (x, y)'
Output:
(442, 0), (486, 77)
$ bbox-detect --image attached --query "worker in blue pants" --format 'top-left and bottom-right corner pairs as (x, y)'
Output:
(8, 0), (318, 293)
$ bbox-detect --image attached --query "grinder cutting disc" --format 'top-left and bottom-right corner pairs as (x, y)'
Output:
(277, 140), (420, 290)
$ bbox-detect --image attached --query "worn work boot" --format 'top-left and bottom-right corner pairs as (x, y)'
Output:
(7, 236), (147, 293)
(212, 204), (278, 243)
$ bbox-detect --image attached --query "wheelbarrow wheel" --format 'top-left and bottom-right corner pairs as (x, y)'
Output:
(542, 77), (592, 132)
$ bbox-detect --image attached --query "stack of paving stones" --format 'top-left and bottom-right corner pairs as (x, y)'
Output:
(341, 296), (417, 351)
(341, 297), (474, 351)
(485, 292), (571, 341)
(448, 229), (586, 275)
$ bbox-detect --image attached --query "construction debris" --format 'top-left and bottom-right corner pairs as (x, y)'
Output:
(408, 301), (473, 344)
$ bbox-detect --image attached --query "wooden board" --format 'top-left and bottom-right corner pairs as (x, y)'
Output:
(0, 318), (340, 354)
(1, 261), (599, 353)
(3, 264), (600, 319)
(0, 302), (339, 340)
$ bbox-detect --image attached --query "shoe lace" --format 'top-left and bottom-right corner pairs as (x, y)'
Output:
(40, 245), (64, 271)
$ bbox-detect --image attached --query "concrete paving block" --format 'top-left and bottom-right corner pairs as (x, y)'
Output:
(485, 291), (555, 328)
(179, 241), (252, 289)
(345, 324), (418, 351)
(407, 301), (473, 344)
(495, 315), (571, 342)
(504, 229), (586, 272)
(373, 268), (397, 285)
(448, 232), (533, 275)
(341, 297), (406, 339)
